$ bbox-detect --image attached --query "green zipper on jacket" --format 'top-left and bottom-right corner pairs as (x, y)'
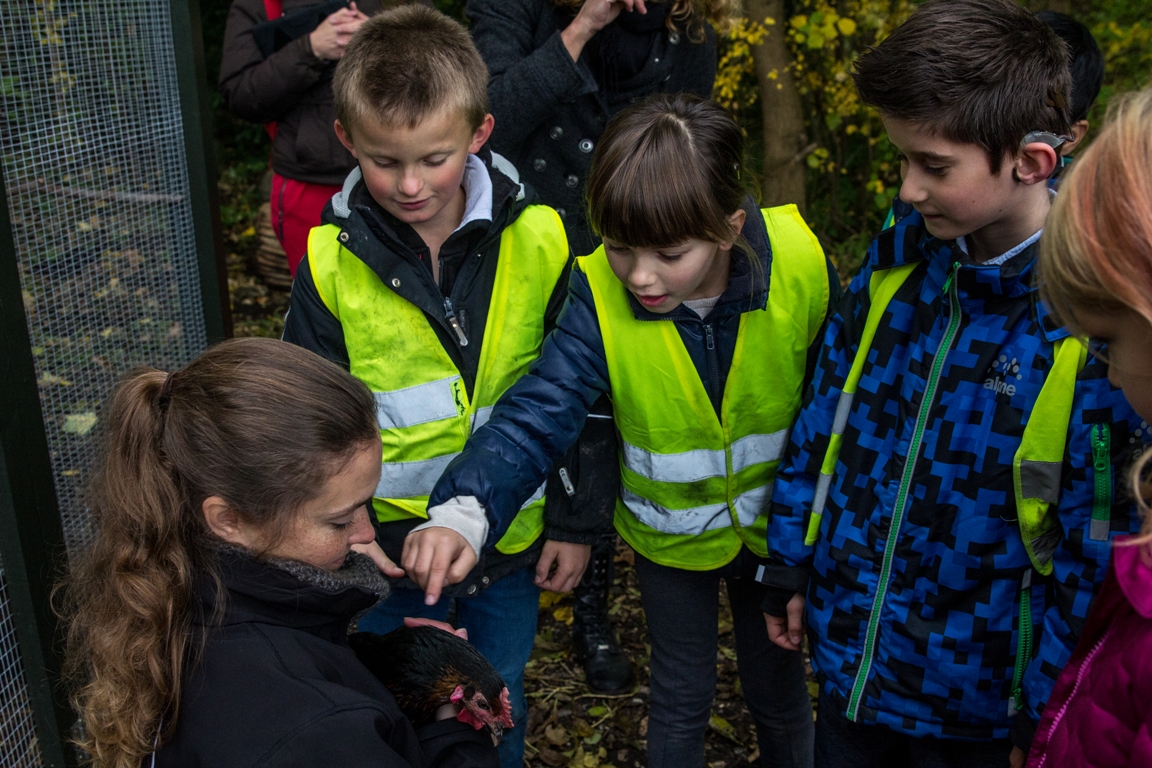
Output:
(1090, 424), (1112, 540)
(846, 262), (962, 721)
(1009, 572), (1033, 716)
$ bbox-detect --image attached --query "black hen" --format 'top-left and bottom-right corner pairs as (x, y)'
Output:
(349, 626), (514, 742)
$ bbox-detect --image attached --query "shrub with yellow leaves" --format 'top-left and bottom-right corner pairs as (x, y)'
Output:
(717, 1), (1152, 280)
(716, 0), (915, 277)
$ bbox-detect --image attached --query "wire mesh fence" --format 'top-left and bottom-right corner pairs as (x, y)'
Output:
(0, 0), (211, 552)
(0, 558), (46, 768)
(1, 1), (217, 763)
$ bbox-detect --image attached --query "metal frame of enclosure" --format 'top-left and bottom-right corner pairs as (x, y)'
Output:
(0, 1), (228, 764)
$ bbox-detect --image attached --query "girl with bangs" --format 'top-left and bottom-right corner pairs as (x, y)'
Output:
(1026, 88), (1152, 768)
(411, 93), (839, 768)
(469, 0), (741, 700)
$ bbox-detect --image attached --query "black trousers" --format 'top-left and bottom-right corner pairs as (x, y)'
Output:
(635, 548), (814, 768)
(814, 690), (1014, 768)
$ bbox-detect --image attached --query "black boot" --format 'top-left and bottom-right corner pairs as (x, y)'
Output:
(572, 533), (634, 694)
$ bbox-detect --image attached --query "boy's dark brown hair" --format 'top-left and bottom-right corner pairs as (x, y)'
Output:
(333, 5), (488, 134)
(586, 93), (750, 249)
(853, 0), (1072, 174)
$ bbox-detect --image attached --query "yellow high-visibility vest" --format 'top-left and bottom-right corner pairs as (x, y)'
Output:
(580, 205), (830, 569)
(307, 205), (569, 554)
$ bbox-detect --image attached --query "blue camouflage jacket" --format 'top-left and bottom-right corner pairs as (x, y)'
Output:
(763, 210), (1150, 741)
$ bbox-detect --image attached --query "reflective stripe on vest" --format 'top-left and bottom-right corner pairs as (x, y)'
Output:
(803, 263), (918, 545)
(1013, 337), (1088, 574)
(620, 429), (791, 485)
(803, 262), (1089, 575)
(308, 204), (568, 554)
(580, 204), (830, 570)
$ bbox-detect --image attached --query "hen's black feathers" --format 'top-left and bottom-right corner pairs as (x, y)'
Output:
(349, 626), (506, 727)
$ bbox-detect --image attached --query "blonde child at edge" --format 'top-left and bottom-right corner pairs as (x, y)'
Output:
(1025, 88), (1152, 768)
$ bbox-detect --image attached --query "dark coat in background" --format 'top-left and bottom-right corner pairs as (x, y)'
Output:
(217, 0), (390, 186)
(468, 0), (718, 256)
(154, 549), (497, 768)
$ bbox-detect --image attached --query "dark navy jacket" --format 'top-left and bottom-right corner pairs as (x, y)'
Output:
(428, 204), (839, 548)
(155, 551), (496, 767)
(469, 0), (717, 256)
(766, 209), (1150, 742)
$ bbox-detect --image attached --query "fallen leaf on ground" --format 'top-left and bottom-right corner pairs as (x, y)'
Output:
(537, 747), (566, 766)
(63, 412), (97, 435)
(709, 713), (744, 745)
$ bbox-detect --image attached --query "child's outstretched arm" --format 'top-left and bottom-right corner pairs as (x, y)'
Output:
(405, 267), (612, 602)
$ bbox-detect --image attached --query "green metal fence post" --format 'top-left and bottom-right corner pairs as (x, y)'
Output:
(0, 162), (77, 768)
(169, 0), (233, 342)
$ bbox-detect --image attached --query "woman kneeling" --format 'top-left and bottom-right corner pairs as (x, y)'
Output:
(63, 337), (497, 768)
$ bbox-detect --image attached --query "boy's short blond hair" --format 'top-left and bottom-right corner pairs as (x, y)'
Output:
(333, 5), (488, 134)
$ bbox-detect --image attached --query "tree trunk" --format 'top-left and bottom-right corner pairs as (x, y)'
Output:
(747, 0), (808, 212)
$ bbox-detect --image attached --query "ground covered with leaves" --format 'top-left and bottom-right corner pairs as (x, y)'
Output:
(523, 543), (818, 768)
(220, 172), (816, 768)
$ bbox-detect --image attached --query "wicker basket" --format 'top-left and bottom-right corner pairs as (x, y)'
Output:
(255, 202), (294, 291)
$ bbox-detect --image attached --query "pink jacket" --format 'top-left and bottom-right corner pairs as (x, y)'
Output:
(1027, 538), (1152, 767)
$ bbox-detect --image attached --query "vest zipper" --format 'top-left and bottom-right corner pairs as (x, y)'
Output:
(1090, 424), (1112, 540)
(443, 297), (469, 347)
(703, 323), (721, 414)
(846, 261), (963, 721)
(1009, 571), (1034, 716)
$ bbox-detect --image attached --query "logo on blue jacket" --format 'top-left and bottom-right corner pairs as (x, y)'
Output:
(985, 354), (1023, 397)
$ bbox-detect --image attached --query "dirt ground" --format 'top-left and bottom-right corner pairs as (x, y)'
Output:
(522, 541), (819, 768)
(219, 177), (817, 768)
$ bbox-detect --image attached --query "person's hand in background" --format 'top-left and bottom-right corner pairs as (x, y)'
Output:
(561, 0), (648, 61)
(309, 2), (370, 61)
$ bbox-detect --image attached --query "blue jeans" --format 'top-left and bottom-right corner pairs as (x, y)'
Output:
(357, 566), (540, 768)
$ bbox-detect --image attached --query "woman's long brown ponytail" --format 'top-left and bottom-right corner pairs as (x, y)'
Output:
(62, 338), (378, 768)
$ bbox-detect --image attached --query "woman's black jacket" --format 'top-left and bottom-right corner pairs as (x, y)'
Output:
(468, 0), (718, 255)
(152, 550), (497, 768)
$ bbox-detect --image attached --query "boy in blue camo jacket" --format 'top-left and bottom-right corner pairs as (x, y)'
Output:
(758, 1), (1152, 765)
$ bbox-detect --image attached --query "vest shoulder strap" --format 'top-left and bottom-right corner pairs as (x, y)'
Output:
(761, 205), (830, 346)
(508, 204), (568, 262)
(802, 261), (918, 545)
(1013, 336), (1089, 574)
(307, 223), (345, 320)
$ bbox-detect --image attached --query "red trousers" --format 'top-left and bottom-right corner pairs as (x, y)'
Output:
(269, 172), (342, 276)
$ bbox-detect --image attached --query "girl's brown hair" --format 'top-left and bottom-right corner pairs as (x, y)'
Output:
(62, 338), (379, 768)
(551, 0), (739, 40)
(1038, 86), (1152, 536)
(585, 93), (750, 249)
